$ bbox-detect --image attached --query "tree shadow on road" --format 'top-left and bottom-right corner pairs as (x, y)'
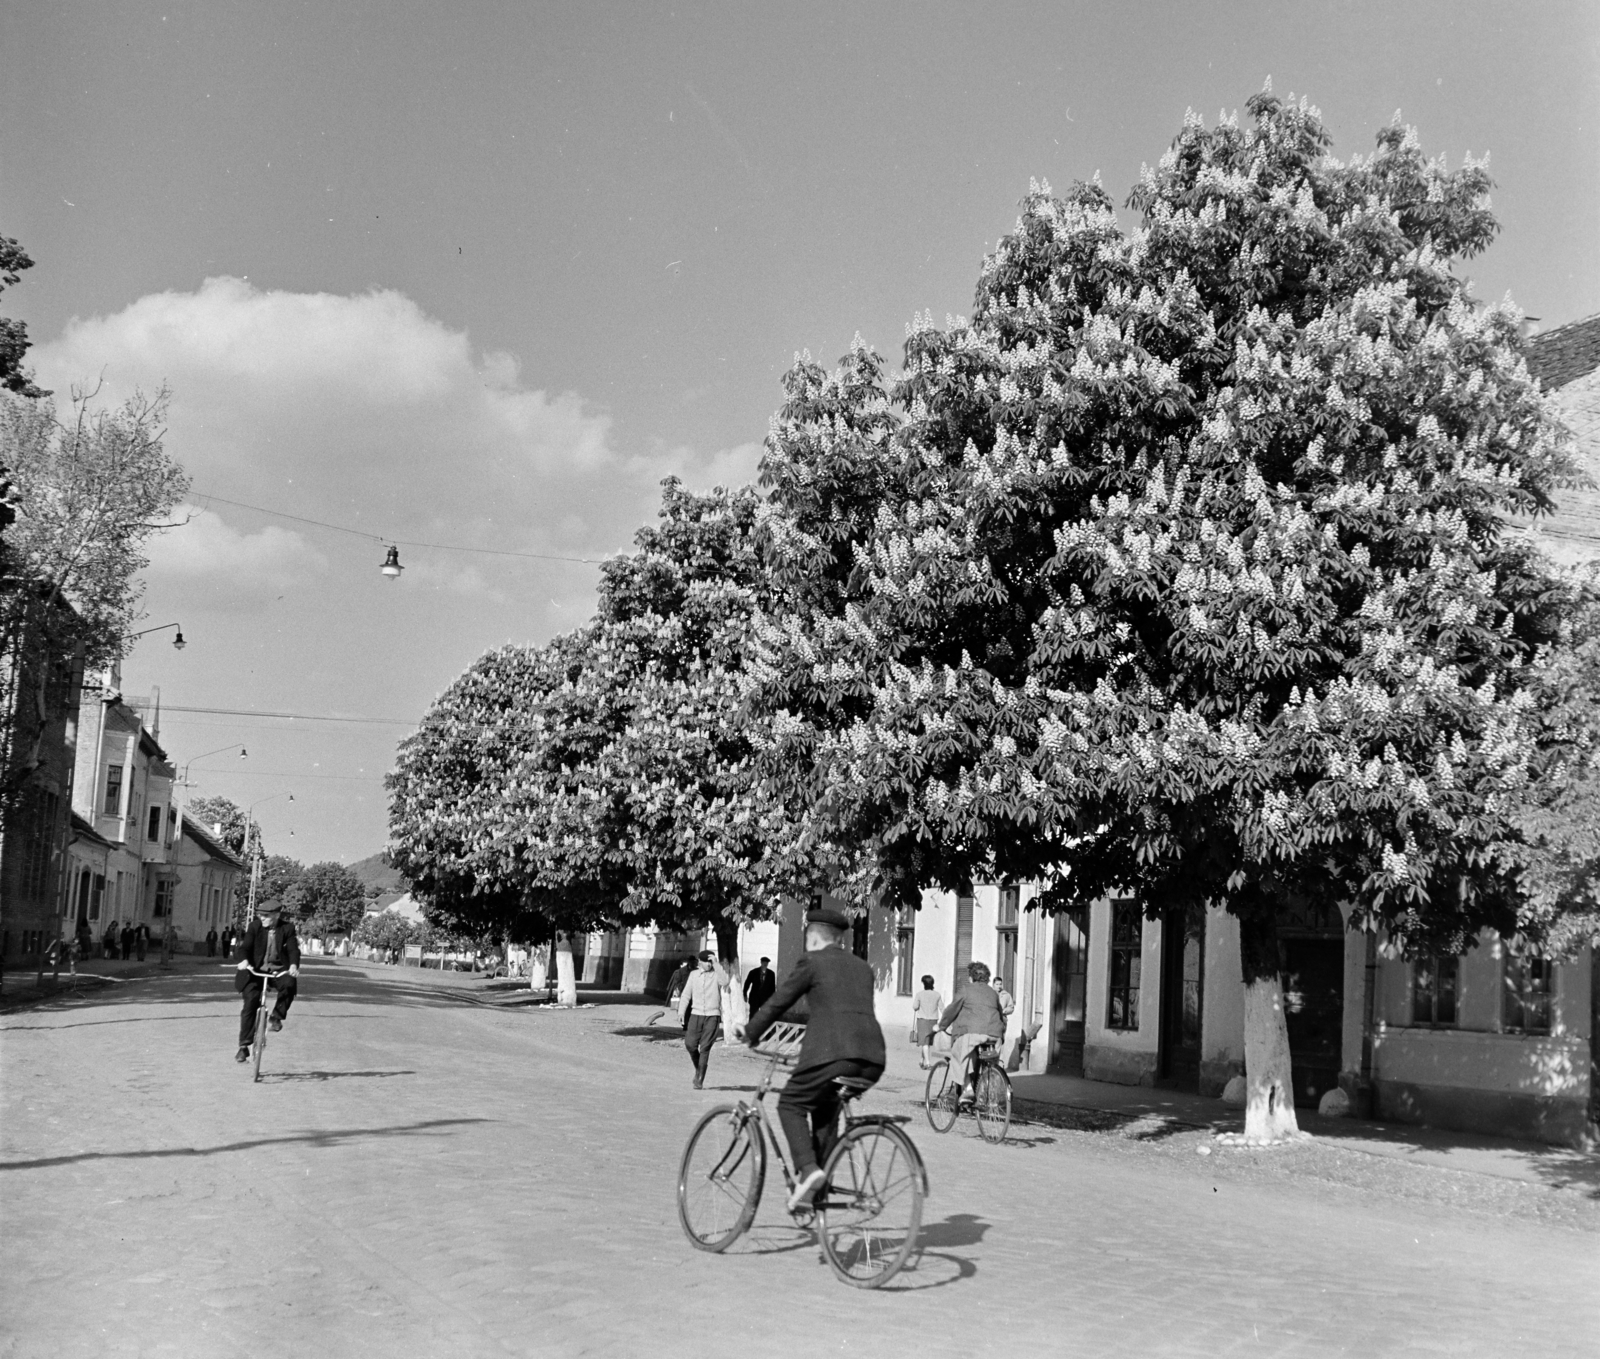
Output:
(610, 1025), (684, 1044)
(0, 1116), (489, 1172)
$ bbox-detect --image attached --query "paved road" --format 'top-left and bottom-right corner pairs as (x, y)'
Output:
(2, 959), (1596, 1359)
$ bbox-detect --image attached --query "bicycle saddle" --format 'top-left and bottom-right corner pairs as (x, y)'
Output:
(833, 1076), (875, 1096)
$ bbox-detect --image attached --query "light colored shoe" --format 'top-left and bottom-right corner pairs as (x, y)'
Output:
(786, 1168), (826, 1212)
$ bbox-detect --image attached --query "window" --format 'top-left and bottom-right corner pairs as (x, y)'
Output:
(996, 885), (1020, 993)
(895, 907), (916, 996)
(1107, 898), (1142, 1030)
(954, 895), (975, 976)
(1412, 955), (1458, 1026)
(1503, 952), (1553, 1035)
(19, 790), (58, 900)
(76, 870), (93, 922)
(147, 805), (163, 842)
(104, 764), (124, 815)
(90, 874), (105, 922)
(167, 806), (178, 845)
(153, 878), (173, 918)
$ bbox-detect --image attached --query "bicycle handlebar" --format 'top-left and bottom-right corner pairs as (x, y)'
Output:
(240, 965), (286, 978)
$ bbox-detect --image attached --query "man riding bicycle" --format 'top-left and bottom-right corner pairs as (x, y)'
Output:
(742, 907), (885, 1211)
(937, 961), (1007, 1106)
(234, 898), (301, 1063)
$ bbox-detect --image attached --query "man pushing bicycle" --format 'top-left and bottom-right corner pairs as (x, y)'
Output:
(234, 897), (301, 1063)
(742, 906), (885, 1211)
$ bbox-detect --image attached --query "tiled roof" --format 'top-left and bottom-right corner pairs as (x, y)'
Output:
(181, 812), (246, 869)
(1526, 315), (1600, 391)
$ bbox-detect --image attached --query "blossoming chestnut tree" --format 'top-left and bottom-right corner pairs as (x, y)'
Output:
(751, 89), (1577, 1141)
(388, 481), (784, 1006)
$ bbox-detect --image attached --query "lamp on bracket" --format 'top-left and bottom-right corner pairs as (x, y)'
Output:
(380, 545), (404, 580)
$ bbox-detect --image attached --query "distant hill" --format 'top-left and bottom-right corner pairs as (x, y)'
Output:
(348, 851), (408, 897)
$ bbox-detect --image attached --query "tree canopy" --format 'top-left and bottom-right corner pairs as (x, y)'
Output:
(754, 90), (1575, 944)
(748, 90), (1582, 1137)
(388, 480), (785, 953)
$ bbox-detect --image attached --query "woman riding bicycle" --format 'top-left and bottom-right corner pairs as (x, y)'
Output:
(936, 961), (1006, 1106)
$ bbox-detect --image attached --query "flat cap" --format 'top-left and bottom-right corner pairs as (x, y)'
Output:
(806, 906), (850, 929)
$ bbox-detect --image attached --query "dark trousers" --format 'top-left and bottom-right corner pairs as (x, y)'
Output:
(777, 1058), (884, 1177)
(683, 1012), (720, 1084)
(237, 974), (297, 1046)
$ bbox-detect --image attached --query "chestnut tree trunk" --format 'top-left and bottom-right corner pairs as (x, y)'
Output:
(1238, 912), (1301, 1143)
(553, 932), (577, 1007)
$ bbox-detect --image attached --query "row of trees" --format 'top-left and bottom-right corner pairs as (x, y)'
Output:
(187, 795), (370, 938)
(388, 90), (1600, 1139)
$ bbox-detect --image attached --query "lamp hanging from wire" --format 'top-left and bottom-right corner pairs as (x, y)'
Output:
(380, 545), (404, 580)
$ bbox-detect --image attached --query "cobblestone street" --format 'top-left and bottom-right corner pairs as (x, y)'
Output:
(3, 959), (1596, 1359)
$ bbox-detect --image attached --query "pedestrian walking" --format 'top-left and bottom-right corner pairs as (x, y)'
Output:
(102, 922), (118, 959)
(119, 923), (134, 960)
(75, 920), (93, 960)
(912, 974), (943, 1069)
(205, 926), (218, 957)
(742, 956), (776, 1013)
(134, 924), (148, 962)
(664, 957), (693, 1007)
(677, 951), (725, 1089)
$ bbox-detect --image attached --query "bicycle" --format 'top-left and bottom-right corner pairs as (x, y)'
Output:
(676, 1021), (929, 1289)
(241, 966), (284, 1083)
(924, 1036), (1011, 1144)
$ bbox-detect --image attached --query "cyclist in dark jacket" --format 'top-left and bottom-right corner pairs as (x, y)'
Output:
(233, 900), (301, 1062)
(744, 907), (885, 1210)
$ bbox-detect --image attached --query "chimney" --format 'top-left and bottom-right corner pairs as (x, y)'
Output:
(150, 685), (161, 741)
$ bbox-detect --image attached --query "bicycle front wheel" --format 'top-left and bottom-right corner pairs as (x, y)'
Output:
(975, 1064), (1011, 1144)
(677, 1105), (764, 1253)
(817, 1123), (924, 1289)
(924, 1061), (959, 1134)
(251, 1005), (269, 1083)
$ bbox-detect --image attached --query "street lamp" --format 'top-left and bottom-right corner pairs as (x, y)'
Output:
(241, 792), (294, 924)
(380, 545), (404, 580)
(130, 622), (186, 650)
(181, 743), (247, 786)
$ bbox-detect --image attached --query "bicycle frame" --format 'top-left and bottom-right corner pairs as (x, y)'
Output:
(242, 966), (282, 1082)
(728, 1030), (929, 1211)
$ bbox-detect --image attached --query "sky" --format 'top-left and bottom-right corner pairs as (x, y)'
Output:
(4, 1), (1597, 863)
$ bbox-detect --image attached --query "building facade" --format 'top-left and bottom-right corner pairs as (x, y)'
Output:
(0, 597), (84, 966)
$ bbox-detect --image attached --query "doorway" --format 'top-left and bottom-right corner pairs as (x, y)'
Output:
(1049, 908), (1090, 1076)
(1158, 909), (1203, 1090)
(1279, 904), (1345, 1107)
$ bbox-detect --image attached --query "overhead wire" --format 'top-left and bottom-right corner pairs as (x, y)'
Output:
(189, 491), (613, 566)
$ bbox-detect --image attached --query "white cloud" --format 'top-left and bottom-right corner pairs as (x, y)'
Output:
(33, 277), (760, 573)
(148, 505), (327, 599)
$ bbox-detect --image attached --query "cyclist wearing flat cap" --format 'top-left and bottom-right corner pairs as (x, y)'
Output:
(743, 906), (886, 1209)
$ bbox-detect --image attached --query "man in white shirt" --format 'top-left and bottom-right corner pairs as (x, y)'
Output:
(677, 950), (726, 1089)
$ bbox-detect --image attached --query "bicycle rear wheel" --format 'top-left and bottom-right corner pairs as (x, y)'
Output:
(251, 1004), (269, 1083)
(924, 1061), (959, 1134)
(975, 1064), (1011, 1144)
(677, 1105), (764, 1252)
(817, 1123), (924, 1288)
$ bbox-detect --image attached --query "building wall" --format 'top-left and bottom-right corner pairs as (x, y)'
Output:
(1199, 906), (1244, 1095)
(1366, 932), (1593, 1146)
(1082, 897), (1162, 1087)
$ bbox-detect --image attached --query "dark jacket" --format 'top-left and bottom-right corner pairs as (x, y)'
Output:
(746, 946), (885, 1072)
(236, 917), (301, 973)
(742, 965), (776, 1009)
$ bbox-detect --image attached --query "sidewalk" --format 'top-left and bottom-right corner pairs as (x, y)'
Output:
(0, 950), (226, 1010)
(879, 1024), (1600, 1192)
